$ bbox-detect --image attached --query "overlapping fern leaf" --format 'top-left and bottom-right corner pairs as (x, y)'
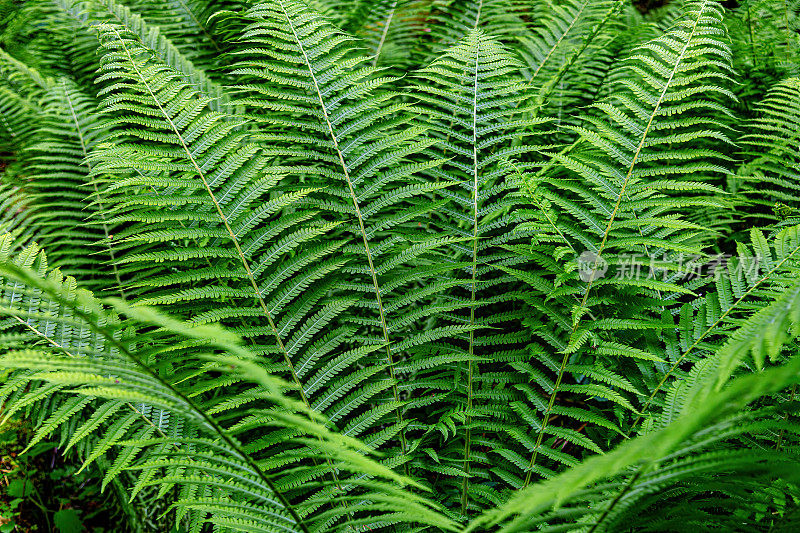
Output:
(117, 0), (235, 68)
(630, 224), (800, 432)
(86, 22), (389, 499)
(410, 29), (554, 512)
(16, 80), (125, 291)
(500, 0), (738, 489)
(224, 0), (473, 470)
(0, 235), (456, 532)
(465, 258), (800, 532)
(79, 8), (456, 513)
(45, 0), (230, 105)
(737, 77), (800, 225)
(470, 344), (800, 531)
(516, 0), (624, 103)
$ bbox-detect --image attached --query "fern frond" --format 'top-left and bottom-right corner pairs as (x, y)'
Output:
(411, 28), (558, 513)
(48, 0), (229, 108)
(633, 224), (800, 432)
(508, 0), (738, 487)
(737, 77), (800, 223)
(14, 79), (125, 291)
(0, 236), (457, 532)
(223, 0), (469, 469)
(118, 0), (233, 66)
(469, 274), (800, 531)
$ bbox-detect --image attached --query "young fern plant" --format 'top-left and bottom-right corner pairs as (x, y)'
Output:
(1, 0), (800, 531)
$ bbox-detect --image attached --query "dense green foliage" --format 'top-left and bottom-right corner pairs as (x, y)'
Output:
(1, 0), (800, 531)
(0, 421), (141, 532)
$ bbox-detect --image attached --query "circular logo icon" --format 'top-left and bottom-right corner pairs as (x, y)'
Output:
(577, 251), (608, 282)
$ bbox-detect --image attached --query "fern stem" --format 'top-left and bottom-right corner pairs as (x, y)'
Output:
(586, 468), (644, 533)
(276, 0), (409, 464)
(60, 81), (126, 300)
(372, 1), (397, 67)
(7, 266), (311, 533)
(460, 24), (483, 516)
(523, 1), (711, 486)
(460, 2), (484, 515)
(471, 0), (483, 29)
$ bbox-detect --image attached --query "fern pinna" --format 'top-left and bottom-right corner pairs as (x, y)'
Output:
(1, 0), (800, 532)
